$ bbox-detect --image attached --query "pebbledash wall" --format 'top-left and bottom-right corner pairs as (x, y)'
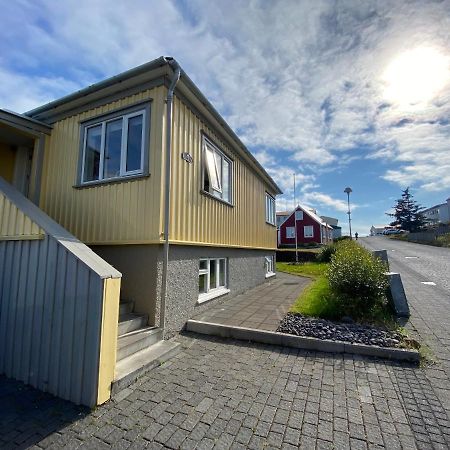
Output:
(164, 246), (275, 336)
(93, 243), (275, 337)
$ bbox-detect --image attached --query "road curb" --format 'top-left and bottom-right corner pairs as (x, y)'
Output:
(186, 320), (420, 363)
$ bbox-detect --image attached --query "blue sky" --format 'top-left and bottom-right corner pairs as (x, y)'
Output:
(1, 0), (450, 235)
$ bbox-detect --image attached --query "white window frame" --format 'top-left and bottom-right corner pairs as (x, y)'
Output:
(80, 106), (148, 185)
(265, 255), (275, 278)
(265, 193), (276, 225)
(202, 136), (233, 204)
(198, 257), (230, 303)
(295, 210), (303, 221)
(286, 227), (295, 238)
(304, 225), (314, 238)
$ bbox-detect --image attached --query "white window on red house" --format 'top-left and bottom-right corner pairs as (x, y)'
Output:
(304, 225), (314, 238)
(286, 227), (295, 238)
(295, 210), (303, 221)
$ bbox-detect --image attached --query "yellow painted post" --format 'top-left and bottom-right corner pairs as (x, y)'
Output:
(97, 277), (121, 405)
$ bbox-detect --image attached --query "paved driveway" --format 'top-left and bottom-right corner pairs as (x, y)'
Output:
(193, 272), (310, 331)
(2, 253), (450, 449)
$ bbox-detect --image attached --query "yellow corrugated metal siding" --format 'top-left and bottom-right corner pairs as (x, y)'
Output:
(39, 86), (166, 244)
(0, 191), (44, 239)
(168, 96), (277, 249)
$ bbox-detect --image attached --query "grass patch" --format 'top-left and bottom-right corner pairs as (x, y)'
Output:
(276, 258), (400, 330)
(276, 261), (327, 279)
(289, 276), (339, 319)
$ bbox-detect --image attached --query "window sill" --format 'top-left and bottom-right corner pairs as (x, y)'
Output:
(200, 189), (234, 207)
(265, 272), (276, 279)
(197, 287), (230, 304)
(265, 221), (276, 227)
(74, 173), (150, 189)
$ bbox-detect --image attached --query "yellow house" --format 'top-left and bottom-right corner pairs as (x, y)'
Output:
(0, 56), (281, 406)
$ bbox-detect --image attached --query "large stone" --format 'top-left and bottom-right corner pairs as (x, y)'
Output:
(386, 272), (410, 317)
(373, 249), (389, 269)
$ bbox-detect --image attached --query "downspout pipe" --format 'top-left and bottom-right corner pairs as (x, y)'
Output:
(160, 57), (181, 335)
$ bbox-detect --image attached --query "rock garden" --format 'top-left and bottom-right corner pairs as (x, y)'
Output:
(276, 239), (416, 350)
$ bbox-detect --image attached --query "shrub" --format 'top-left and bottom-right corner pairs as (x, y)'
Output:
(316, 243), (337, 263)
(333, 236), (351, 243)
(436, 233), (450, 248)
(327, 241), (389, 312)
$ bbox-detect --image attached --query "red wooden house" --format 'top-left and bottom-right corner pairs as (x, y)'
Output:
(277, 205), (333, 247)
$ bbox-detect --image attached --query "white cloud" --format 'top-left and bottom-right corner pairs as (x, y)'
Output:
(1, 0), (450, 196)
(300, 191), (354, 214)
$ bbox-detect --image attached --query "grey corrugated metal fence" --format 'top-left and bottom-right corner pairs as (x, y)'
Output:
(0, 177), (121, 406)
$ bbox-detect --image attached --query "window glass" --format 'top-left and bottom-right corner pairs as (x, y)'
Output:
(198, 257), (228, 299)
(210, 259), (217, 289)
(286, 227), (295, 238)
(265, 256), (274, 274)
(199, 274), (207, 294)
(127, 114), (143, 172)
(304, 225), (314, 237)
(295, 210), (303, 221)
(84, 125), (102, 182)
(81, 107), (147, 184)
(222, 159), (230, 202)
(265, 193), (275, 224)
(219, 259), (226, 286)
(104, 119), (123, 179)
(205, 145), (221, 191)
(202, 138), (232, 203)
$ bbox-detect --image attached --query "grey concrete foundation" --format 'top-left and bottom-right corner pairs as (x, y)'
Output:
(92, 244), (275, 336)
(163, 246), (275, 337)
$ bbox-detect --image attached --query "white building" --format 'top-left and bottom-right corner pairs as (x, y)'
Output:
(370, 225), (389, 236)
(422, 198), (450, 226)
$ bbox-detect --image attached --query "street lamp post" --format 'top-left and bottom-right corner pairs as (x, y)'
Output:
(344, 187), (352, 239)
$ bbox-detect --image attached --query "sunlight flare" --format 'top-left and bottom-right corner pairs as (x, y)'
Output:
(382, 47), (450, 106)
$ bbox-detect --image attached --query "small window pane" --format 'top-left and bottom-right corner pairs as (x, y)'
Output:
(127, 115), (143, 172)
(219, 259), (226, 286)
(286, 227), (295, 238)
(199, 260), (207, 271)
(205, 145), (221, 192)
(104, 119), (122, 179)
(222, 159), (230, 202)
(84, 125), (102, 181)
(295, 210), (303, 220)
(210, 259), (217, 289)
(199, 274), (207, 294)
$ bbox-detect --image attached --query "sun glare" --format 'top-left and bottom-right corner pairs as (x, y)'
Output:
(382, 47), (450, 107)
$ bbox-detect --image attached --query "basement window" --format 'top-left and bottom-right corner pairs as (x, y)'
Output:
(79, 103), (150, 185)
(198, 257), (229, 303)
(265, 255), (275, 278)
(202, 136), (232, 204)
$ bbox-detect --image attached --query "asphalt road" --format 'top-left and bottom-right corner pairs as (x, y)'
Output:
(361, 236), (450, 415)
(361, 236), (450, 293)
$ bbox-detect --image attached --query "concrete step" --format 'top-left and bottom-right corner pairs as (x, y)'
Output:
(119, 300), (134, 316)
(118, 313), (148, 336)
(112, 340), (181, 395)
(117, 327), (163, 361)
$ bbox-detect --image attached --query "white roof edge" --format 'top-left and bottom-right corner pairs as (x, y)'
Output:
(279, 204), (333, 229)
(0, 177), (121, 279)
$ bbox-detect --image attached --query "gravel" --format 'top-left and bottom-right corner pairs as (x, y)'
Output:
(277, 313), (404, 348)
